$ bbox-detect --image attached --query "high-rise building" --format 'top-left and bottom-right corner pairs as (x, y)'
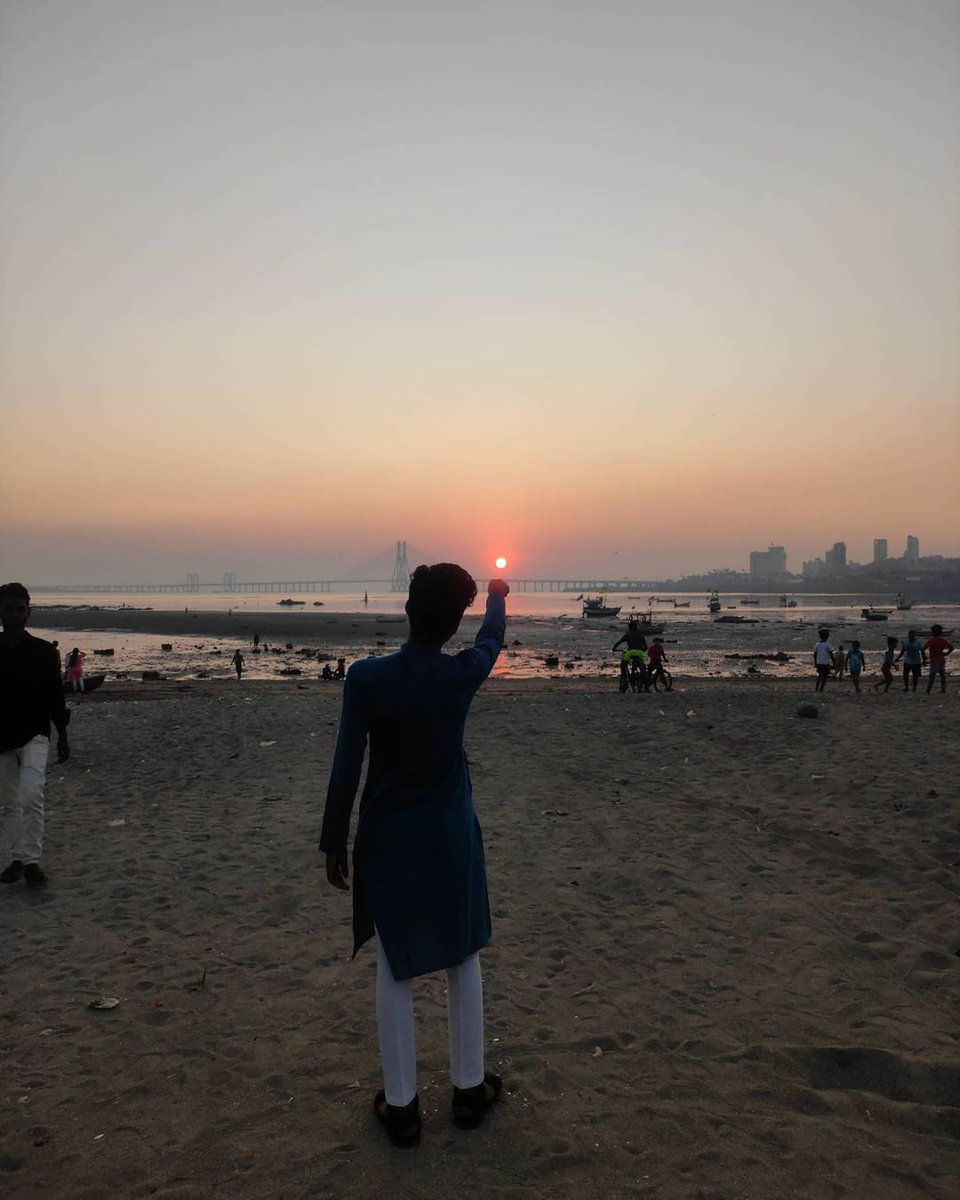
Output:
(749, 545), (788, 578)
(825, 541), (847, 571)
(905, 535), (920, 562)
(873, 538), (888, 564)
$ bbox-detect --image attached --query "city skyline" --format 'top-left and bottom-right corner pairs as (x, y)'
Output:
(13, 528), (958, 589)
(2, 3), (958, 584)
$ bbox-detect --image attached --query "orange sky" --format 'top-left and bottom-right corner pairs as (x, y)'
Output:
(1, 3), (958, 583)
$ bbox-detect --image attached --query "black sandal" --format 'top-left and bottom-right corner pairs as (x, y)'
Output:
(373, 1090), (421, 1146)
(452, 1071), (503, 1128)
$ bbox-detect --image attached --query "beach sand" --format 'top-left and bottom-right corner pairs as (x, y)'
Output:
(2, 677), (958, 1199)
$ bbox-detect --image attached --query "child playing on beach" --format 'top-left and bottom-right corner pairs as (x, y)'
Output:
(320, 565), (508, 1146)
(923, 624), (953, 694)
(896, 631), (924, 692)
(873, 636), (897, 692)
(832, 643), (846, 679)
(845, 641), (866, 692)
(813, 630), (834, 691)
(647, 637), (669, 689)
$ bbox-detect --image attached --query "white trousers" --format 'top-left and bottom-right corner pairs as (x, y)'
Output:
(375, 936), (485, 1107)
(0, 736), (49, 866)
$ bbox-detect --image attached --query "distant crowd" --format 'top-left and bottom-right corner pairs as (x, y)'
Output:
(813, 626), (953, 694)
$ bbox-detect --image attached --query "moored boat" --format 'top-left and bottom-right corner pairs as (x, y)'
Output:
(583, 595), (621, 618)
(63, 673), (105, 694)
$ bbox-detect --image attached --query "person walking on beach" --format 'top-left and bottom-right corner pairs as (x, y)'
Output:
(51, 640), (61, 672)
(896, 631), (924, 692)
(873, 636), (898, 692)
(320, 565), (508, 1146)
(231, 649), (245, 681)
(64, 646), (85, 692)
(923, 624), (953, 694)
(813, 630), (834, 691)
(0, 583), (70, 888)
(845, 641), (866, 693)
(252, 631), (260, 649)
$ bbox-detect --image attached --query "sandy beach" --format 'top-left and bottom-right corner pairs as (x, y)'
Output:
(2, 674), (958, 1199)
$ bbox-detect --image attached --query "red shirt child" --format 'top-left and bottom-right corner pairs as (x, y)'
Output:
(924, 635), (953, 664)
(648, 642), (666, 667)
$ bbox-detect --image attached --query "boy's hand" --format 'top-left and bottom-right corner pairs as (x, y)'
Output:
(488, 578), (510, 598)
(56, 733), (70, 763)
(325, 851), (350, 891)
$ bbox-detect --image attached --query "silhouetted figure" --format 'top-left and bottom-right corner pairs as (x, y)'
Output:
(253, 631), (260, 648)
(319, 567), (509, 1145)
(813, 629), (833, 692)
(924, 624), (954, 694)
(874, 636), (898, 692)
(334, 658), (346, 680)
(896, 630), (923, 692)
(231, 650), (245, 681)
(1, 582), (70, 889)
(64, 647), (85, 693)
(845, 641), (865, 693)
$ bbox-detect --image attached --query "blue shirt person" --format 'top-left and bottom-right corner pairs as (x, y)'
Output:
(319, 566), (509, 1143)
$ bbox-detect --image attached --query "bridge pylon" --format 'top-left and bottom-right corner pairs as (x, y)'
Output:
(391, 540), (410, 593)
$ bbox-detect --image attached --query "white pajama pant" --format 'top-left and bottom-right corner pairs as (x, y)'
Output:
(0, 735), (49, 866)
(376, 935), (485, 1107)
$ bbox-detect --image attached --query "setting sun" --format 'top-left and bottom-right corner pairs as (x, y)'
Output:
(495, 556), (507, 570)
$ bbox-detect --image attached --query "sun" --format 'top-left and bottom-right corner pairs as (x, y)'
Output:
(495, 556), (507, 570)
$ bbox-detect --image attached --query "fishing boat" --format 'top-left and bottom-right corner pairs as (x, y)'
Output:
(861, 607), (892, 621)
(673, 599), (690, 608)
(715, 614), (758, 624)
(740, 599), (760, 606)
(63, 673), (105, 695)
(622, 611), (665, 634)
(583, 595), (621, 618)
(278, 598), (306, 606)
(895, 592), (913, 610)
(779, 594), (798, 608)
(708, 591), (722, 614)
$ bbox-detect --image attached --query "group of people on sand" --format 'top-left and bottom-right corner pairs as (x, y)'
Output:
(813, 626), (953, 694)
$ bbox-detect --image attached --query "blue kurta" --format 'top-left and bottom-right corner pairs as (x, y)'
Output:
(319, 593), (505, 980)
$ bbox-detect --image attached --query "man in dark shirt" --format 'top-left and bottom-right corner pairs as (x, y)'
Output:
(1, 582), (70, 887)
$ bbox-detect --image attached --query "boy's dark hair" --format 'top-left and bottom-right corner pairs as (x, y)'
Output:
(406, 563), (477, 639)
(887, 636), (898, 647)
(907, 630), (916, 640)
(852, 640), (861, 648)
(931, 624), (943, 636)
(0, 581), (30, 605)
(818, 628), (829, 640)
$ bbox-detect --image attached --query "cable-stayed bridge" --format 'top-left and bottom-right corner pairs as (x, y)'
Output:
(35, 541), (662, 594)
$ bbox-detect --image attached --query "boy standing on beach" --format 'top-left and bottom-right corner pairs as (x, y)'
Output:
(923, 625), (953, 694)
(896, 631), (924, 692)
(845, 641), (866, 693)
(0, 583), (70, 887)
(320, 565), (508, 1145)
(813, 630), (834, 691)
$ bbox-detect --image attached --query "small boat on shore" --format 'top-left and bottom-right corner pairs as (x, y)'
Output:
(278, 598), (306, 606)
(673, 599), (690, 608)
(715, 614), (758, 624)
(63, 673), (105, 694)
(583, 595), (621, 618)
(708, 591), (722, 614)
(895, 593), (913, 610)
(779, 595), (798, 608)
(861, 608), (892, 621)
(740, 599), (760, 606)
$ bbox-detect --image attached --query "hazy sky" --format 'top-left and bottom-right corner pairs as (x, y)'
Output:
(2, 0), (958, 583)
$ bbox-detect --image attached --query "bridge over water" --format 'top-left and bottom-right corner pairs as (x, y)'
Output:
(36, 578), (662, 595)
